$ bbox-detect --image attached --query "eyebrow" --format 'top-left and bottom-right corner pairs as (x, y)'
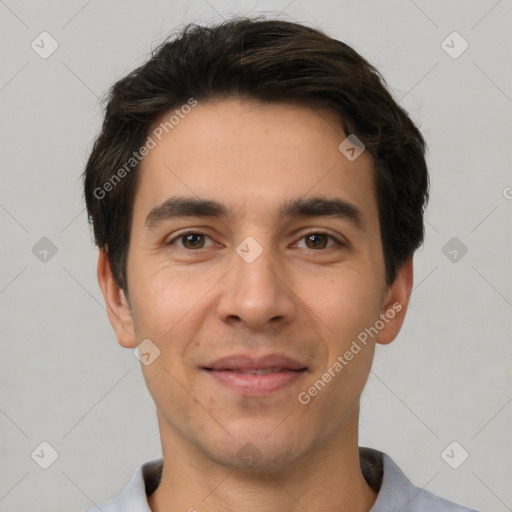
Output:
(145, 195), (365, 231)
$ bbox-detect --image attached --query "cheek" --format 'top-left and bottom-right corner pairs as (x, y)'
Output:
(130, 260), (207, 324)
(302, 270), (383, 344)
(129, 261), (222, 368)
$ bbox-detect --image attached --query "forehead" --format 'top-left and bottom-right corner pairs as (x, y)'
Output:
(134, 99), (378, 228)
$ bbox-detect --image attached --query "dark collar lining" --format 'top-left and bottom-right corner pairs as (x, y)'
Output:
(142, 459), (163, 497)
(359, 447), (384, 493)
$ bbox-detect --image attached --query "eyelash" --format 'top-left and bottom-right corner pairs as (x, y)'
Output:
(167, 230), (345, 251)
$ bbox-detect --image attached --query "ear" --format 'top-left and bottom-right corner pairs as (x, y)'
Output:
(375, 255), (413, 345)
(97, 249), (137, 348)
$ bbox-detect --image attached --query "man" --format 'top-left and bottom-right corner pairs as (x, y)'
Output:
(82, 16), (478, 512)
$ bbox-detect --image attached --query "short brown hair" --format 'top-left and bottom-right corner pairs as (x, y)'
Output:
(83, 16), (429, 292)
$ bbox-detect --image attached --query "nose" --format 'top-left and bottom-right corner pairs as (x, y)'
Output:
(216, 240), (297, 331)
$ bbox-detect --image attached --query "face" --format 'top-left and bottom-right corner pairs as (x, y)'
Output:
(99, 99), (412, 472)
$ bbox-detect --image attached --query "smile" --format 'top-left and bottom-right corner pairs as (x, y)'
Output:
(203, 367), (307, 395)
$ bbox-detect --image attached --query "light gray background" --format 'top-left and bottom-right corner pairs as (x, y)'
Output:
(1, 1), (511, 511)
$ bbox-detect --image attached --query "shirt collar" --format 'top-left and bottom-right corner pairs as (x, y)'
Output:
(92, 447), (468, 512)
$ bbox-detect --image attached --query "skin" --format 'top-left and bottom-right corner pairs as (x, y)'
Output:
(98, 99), (413, 512)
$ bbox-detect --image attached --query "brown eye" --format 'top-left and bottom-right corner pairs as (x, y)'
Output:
(305, 233), (329, 249)
(168, 232), (213, 250)
(294, 232), (344, 251)
(182, 233), (205, 249)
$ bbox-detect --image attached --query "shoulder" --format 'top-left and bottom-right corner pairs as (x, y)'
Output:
(82, 458), (163, 512)
(403, 487), (479, 511)
(361, 448), (479, 512)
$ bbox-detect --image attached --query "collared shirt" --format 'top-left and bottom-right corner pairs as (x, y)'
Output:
(85, 447), (478, 512)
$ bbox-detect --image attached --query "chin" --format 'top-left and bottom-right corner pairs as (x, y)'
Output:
(200, 422), (308, 473)
(208, 442), (306, 474)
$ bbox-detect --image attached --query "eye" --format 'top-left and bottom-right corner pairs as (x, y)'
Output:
(294, 232), (343, 250)
(166, 231), (344, 251)
(168, 232), (215, 250)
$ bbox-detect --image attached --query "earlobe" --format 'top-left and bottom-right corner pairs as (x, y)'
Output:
(376, 256), (414, 346)
(97, 249), (137, 348)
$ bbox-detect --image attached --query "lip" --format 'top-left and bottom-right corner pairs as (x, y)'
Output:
(203, 354), (308, 396)
(204, 354), (307, 371)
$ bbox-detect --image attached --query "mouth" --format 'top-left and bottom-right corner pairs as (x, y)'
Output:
(202, 354), (308, 395)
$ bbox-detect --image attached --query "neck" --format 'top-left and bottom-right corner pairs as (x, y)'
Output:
(148, 408), (377, 512)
